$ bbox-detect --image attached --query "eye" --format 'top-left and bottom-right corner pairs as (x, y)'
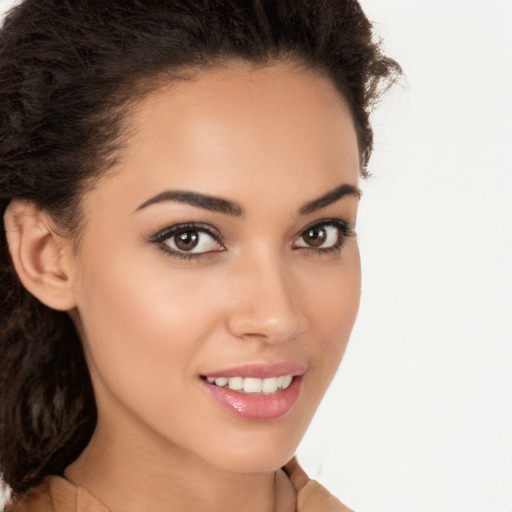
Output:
(298, 225), (338, 248)
(293, 220), (353, 252)
(164, 229), (220, 253)
(149, 223), (224, 258)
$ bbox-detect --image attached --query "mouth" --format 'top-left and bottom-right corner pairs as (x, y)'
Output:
(199, 363), (306, 420)
(202, 374), (294, 395)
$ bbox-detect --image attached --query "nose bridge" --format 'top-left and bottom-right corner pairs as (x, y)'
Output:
(227, 245), (306, 342)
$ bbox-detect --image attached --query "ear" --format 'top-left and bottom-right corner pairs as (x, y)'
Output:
(4, 200), (77, 311)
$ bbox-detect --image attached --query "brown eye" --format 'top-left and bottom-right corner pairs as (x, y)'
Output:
(174, 230), (199, 251)
(302, 227), (327, 247)
(294, 223), (342, 250)
(162, 228), (222, 254)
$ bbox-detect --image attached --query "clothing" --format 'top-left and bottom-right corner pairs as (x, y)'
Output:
(12, 457), (354, 512)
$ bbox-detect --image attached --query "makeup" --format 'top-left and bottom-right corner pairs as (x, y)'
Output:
(67, 62), (361, 482)
(200, 363), (306, 421)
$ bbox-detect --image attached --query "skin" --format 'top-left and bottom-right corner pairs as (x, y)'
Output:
(22, 62), (362, 512)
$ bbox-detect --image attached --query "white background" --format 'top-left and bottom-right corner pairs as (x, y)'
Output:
(297, 1), (512, 511)
(1, 0), (511, 511)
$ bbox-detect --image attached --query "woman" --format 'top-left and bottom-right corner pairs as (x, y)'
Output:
(0, 1), (400, 511)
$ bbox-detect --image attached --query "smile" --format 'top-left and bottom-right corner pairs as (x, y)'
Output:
(204, 375), (293, 395)
(200, 363), (306, 420)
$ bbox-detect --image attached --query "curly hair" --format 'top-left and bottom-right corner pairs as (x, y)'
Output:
(0, 0), (401, 497)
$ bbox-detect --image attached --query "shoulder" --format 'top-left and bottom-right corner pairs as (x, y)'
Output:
(11, 476), (108, 512)
(11, 460), (354, 512)
(11, 478), (54, 512)
(283, 458), (355, 512)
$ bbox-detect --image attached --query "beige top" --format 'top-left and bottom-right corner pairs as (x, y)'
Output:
(12, 458), (354, 512)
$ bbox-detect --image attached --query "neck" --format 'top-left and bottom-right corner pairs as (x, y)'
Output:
(65, 415), (295, 512)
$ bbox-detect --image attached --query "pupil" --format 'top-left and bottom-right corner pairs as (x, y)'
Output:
(305, 227), (326, 247)
(175, 231), (199, 251)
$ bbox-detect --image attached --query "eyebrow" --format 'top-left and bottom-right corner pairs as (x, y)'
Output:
(298, 183), (361, 215)
(135, 190), (243, 216)
(135, 183), (361, 216)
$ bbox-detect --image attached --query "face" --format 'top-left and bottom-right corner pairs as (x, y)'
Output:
(70, 62), (361, 474)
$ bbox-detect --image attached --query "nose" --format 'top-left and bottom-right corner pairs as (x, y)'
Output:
(226, 252), (308, 343)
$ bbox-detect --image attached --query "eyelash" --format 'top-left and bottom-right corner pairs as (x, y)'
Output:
(147, 222), (224, 261)
(293, 219), (356, 256)
(148, 219), (356, 261)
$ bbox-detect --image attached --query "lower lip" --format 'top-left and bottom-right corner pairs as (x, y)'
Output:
(201, 376), (303, 421)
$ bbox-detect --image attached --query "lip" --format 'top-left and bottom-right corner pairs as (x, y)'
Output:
(201, 362), (307, 379)
(201, 374), (303, 421)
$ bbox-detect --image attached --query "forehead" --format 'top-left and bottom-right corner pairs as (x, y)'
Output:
(90, 62), (360, 214)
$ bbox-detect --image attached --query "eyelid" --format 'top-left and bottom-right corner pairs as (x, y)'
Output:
(293, 218), (355, 240)
(147, 218), (355, 261)
(146, 222), (225, 260)
(148, 222), (224, 245)
(291, 218), (356, 253)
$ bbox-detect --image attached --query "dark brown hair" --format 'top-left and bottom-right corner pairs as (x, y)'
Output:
(0, 0), (400, 497)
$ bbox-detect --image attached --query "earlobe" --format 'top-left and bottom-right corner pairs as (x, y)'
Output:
(4, 200), (77, 311)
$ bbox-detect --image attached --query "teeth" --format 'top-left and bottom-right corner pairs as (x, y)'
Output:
(206, 375), (294, 394)
(214, 377), (228, 387)
(243, 377), (262, 393)
(262, 377), (277, 394)
(228, 377), (243, 390)
(282, 375), (293, 389)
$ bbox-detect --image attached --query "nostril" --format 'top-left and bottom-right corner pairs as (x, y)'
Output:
(224, 268), (308, 341)
(227, 316), (305, 344)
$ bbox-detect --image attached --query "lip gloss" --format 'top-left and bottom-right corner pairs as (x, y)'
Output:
(200, 363), (305, 420)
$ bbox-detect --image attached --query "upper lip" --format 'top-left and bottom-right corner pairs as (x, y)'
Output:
(201, 362), (307, 379)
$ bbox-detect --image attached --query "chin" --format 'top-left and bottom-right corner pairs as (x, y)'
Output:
(213, 446), (298, 474)
(193, 419), (308, 474)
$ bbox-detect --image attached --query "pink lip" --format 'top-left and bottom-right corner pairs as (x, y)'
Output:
(201, 362), (307, 379)
(201, 375), (303, 421)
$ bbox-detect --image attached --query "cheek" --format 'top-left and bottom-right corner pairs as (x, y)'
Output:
(70, 234), (361, 471)
(72, 242), (222, 416)
(303, 245), (361, 381)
